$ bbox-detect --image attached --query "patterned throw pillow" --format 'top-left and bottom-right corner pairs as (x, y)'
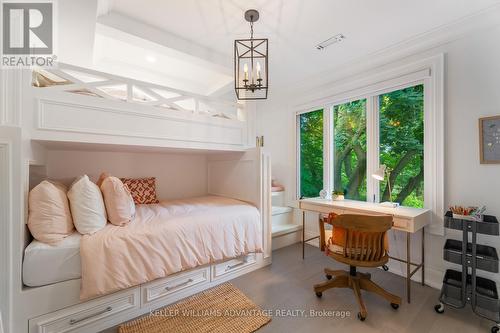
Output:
(120, 177), (159, 204)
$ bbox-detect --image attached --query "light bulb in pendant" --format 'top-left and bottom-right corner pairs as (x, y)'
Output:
(243, 63), (249, 81)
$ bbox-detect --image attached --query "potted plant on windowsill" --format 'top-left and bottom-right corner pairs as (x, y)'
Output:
(332, 190), (345, 201)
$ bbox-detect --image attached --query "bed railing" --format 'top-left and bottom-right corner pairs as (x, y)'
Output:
(31, 63), (245, 121)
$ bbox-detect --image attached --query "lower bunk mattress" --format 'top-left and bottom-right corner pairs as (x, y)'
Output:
(23, 232), (82, 287)
(24, 195), (262, 299)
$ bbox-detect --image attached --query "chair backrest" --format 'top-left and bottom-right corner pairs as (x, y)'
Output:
(328, 213), (393, 263)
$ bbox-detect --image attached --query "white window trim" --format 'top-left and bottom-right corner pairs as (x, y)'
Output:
(295, 54), (444, 236)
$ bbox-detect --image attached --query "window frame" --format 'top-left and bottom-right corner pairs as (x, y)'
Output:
(295, 55), (444, 235)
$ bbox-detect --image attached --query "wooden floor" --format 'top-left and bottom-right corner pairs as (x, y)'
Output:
(102, 243), (491, 333)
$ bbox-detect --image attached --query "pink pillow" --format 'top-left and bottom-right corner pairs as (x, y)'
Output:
(96, 172), (110, 187)
(28, 180), (75, 244)
(100, 175), (136, 226)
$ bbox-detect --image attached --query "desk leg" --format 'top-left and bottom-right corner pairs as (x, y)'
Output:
(406, 232), (411, 304)
(422, 227), (425, 286)
(302, 210), (305, 260)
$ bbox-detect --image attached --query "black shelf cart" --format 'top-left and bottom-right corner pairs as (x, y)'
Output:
(435, 211), (500, 332)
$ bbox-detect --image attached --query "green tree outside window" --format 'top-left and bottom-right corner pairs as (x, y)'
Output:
(298, 85), (424, 208)
(299, 110), (323, 198)
(379, 85), (424, 208)
(333, 99), (367, 201)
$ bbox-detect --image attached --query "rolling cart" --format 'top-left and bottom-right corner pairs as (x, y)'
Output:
(435, 211), (500, 332)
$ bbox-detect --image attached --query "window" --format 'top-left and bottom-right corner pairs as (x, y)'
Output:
(333, 99), (367, 201)
(297, 85), (425, 208)
(379, 85), (424, 208)
(299, 109), (323, 198)
(296, 56), (443, 234)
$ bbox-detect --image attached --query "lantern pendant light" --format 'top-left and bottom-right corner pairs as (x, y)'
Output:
(234, 9), (268, 100)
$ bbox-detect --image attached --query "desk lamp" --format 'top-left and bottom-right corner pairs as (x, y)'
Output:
(372, 165), (399, 208)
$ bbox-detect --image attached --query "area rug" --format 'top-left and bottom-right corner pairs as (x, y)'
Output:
(119, 283), (271, 333)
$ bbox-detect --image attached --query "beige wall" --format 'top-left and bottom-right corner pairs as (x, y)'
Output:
(46, 150), (208, 201)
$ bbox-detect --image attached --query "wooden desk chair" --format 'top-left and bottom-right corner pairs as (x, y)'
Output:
(313, 213), (401, 321)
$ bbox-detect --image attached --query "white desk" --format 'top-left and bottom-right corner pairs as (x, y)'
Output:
(299, 198), (431, 303)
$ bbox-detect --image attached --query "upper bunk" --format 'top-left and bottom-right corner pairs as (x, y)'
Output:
(17, 63), (255, 152)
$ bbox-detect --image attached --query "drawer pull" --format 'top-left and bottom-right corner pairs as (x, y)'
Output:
(69, 306), (112, 325)
(225, 260), (247, 272)
(165, 278), (193, 291)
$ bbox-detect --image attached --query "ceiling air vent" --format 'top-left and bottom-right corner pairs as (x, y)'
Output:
(316, 34), (345, 50)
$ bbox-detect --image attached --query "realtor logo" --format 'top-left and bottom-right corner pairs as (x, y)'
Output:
(2, 1), (55, 67)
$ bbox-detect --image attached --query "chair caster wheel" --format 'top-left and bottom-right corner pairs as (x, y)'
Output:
(391, 303), (399, 310)
(434, 304), (444, 314)
(491, 325), (499, 333)
(315, 291), (322, 298)
(357, 312), (366, 321)
(382, 265), (389, 271)
(325, 274), (332, 280)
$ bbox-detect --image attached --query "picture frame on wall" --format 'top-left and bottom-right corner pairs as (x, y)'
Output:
(479, 115), (500, 164)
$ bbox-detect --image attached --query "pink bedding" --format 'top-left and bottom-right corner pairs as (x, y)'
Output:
(80, 196), (262, 299)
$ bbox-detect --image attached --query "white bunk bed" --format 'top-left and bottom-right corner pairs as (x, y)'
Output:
(0, 65), (271, 333)
(25, 63), (255, 151)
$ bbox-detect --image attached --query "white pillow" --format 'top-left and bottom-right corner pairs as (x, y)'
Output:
(67, 175), (107, 234)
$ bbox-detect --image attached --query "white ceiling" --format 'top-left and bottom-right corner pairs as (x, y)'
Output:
(100, 0), (500, 95)
(93, 23), (233, 95)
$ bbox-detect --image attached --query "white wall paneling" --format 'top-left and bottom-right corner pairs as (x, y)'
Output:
(0, 142), (11, 333)
(0, 70), (22, 127)
(0, 127), (22, 333)
(36, 98), (245, 147)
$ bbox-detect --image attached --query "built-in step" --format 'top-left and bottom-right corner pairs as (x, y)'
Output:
(272, 191), (285, 207)
(271, 206), (298, 237)
(272, 205), (293, 215)
(271, 195), (301, 250)
(272, 223), (302, 238)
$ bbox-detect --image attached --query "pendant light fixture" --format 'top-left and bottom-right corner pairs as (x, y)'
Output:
(234, 9), (268, 100)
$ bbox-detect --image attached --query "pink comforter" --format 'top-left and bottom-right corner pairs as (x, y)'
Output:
(80, 196), (262, 299)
